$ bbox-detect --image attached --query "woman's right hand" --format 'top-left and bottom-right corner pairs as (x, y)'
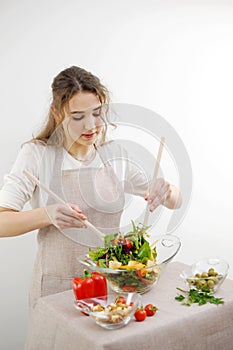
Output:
(45, 204), (87, 229)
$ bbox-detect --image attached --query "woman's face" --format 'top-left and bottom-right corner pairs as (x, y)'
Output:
(62, 91), (105, 148)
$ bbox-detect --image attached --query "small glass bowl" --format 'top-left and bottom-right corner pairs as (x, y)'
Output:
(180, 257), (229, 293)
(78, 234), (181, 294)
(73, 291), (141, 330)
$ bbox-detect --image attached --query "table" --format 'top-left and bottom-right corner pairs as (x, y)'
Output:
(25, 262), (233, 350)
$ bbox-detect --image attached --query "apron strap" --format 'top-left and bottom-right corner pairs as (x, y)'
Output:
(48, 147), (65, 203)
(94, 143), (111, 167)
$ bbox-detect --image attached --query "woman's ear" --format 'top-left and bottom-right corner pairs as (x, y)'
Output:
(50, 104), (61, 124)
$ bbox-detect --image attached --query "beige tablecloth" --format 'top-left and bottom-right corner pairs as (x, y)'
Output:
(25, 262), (233, 350)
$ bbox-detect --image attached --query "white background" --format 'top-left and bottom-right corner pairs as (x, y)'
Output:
(1, 0), (233, 348)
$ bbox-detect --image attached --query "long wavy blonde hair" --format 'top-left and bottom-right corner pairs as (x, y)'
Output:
(33, 66), (112, 146)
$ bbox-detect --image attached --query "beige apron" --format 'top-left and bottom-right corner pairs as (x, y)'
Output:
(28, 145), (125, 309)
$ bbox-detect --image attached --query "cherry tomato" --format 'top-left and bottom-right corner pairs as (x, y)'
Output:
(122, 239), (133, 254)
(145, 303), (157, 316)
(125, 239), (132, 250)
(115, 296), (127, 304)
(134, 308), (147, 322)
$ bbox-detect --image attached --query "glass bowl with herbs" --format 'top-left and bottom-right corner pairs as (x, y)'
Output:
(78, 221), (181, 294)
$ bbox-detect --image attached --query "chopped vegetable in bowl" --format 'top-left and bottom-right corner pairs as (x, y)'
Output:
(78, 221), (181, 294)
(89, 221), (156, 268)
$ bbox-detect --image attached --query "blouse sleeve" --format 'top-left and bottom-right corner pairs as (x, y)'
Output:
(0, 142), (42, 211)
(124, 155), (151, 197)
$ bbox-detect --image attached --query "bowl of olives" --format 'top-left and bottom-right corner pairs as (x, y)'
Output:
(181, 257), (229, 293)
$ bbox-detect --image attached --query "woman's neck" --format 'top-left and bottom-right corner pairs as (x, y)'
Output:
(66, 143), (96, 161)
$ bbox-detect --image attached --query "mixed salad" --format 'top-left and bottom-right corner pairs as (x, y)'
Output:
(88, 221), (159, 293)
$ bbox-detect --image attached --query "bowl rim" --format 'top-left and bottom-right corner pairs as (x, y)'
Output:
(181, 274), (227, 281)
(156, 234), (181, 264)
(78, 255), (160, 273)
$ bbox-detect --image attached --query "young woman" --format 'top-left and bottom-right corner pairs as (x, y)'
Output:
(0, 66), (181, 307)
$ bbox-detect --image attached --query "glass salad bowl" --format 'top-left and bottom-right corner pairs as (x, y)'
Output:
(73, 291), (141, 330)
(180, 257), (229, 293)
(78, 233), (181, 294)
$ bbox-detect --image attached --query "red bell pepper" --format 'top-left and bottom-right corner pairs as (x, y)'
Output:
(72, 269), (107, 300)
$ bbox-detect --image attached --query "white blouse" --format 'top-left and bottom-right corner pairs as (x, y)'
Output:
(0, 140), (150, 211)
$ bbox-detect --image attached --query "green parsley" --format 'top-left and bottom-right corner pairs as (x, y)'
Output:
(175, 287), (224, 306)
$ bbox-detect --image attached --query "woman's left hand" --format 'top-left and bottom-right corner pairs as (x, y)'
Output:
(145, 178), (181, 211)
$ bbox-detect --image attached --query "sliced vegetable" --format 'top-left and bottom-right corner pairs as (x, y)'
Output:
(122, 285), (136, 292)
(115, 296), (127, 304)
(137, 269), (157, 285)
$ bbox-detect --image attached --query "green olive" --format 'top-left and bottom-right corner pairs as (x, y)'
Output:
(208, 268), (216, 276)
(211, 277), (219, 284)
(195, 280), (207, 289)
(201, 272), (209, 278)
(201, 280), (207, 288)
(187, 278), (196, 285)
(207, 280), (215, 290)
(195, 273), (201, 278)
(195, 281), (202, 289)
